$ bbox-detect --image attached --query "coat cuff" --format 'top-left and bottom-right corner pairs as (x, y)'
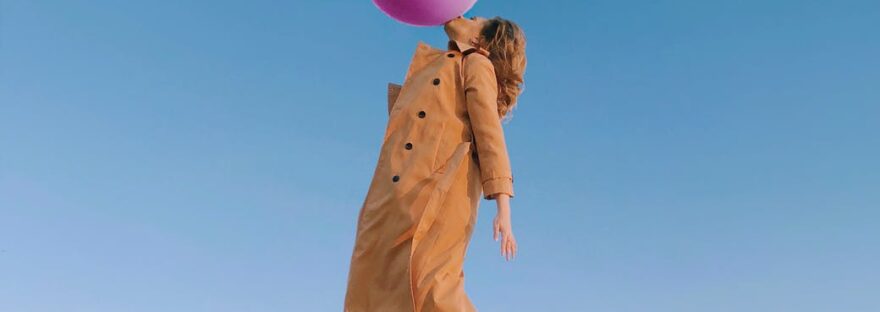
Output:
(482, 176), (514, 200)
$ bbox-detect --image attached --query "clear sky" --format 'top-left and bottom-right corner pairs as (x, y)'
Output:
(2, 0), (878, 311)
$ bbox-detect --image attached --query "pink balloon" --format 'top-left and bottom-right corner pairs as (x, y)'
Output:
(373, 0), (478, 26)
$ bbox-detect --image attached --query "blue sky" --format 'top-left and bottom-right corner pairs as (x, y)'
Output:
(1, 0), (878, 311)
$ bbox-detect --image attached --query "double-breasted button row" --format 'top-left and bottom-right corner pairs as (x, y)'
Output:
(395, 74), (442, 183)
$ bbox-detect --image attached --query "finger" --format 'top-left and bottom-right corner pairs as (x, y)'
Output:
(500, 233), (507, 258)
(493, 221), (499, 241)
(505, 235), (512, 261)
(513, 240), (517, 259)
(500, 233), (504, 253)
(507, 239), (516, 260)
(510, 240), (516, 260)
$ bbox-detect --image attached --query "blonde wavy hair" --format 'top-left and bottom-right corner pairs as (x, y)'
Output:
(478, 17), (527, 122)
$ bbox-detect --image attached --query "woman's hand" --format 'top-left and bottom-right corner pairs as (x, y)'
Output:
(492, 193), (517, 261)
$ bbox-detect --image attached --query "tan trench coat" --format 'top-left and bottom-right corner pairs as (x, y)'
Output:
(344, 39), (515, 312)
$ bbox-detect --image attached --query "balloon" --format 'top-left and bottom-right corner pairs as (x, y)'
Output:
(373, 0), (478, 26)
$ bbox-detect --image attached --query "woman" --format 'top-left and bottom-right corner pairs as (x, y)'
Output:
(344, 15), (527, 312)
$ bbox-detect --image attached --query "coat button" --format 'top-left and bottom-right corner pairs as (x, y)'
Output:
(405, 142), (413, 150)
(432, 78), (440, 85)
(392, 175), (400, 182)
(447, 53), (455, 58)
(418, 111), (426, 118)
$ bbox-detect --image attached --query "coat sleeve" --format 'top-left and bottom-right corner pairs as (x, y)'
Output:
(462, 54), (515, 200)
(388, 82), (402, 115)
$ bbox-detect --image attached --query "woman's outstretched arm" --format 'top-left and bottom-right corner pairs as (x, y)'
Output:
(463, 54), (517, 261)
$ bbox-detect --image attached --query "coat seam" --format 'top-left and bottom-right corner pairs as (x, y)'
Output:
(481, 176), (513, 184)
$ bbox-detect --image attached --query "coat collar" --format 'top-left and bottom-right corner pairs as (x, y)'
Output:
(447, 39), (491, 57)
